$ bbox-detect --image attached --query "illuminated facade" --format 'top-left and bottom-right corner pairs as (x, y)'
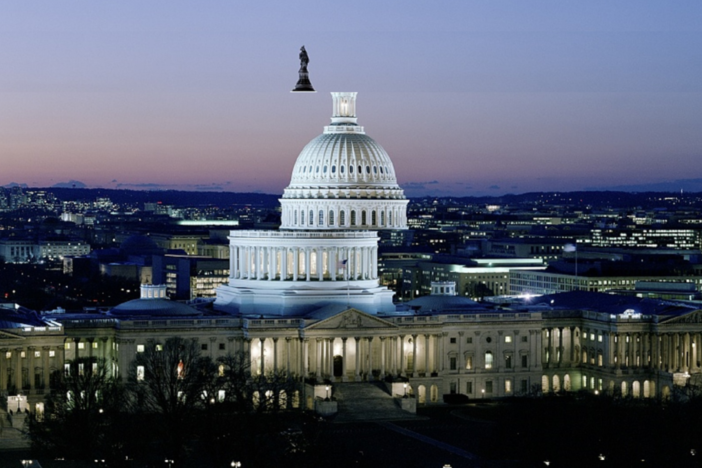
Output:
(3, 93), (702, 430)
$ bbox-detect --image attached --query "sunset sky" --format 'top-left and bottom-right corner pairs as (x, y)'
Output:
(1, 1), (701, 196)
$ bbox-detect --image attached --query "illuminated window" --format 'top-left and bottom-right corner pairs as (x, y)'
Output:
(78, 342), (85, 350)
(465, 356), (473, 370)
(20, 351), (25, 358)
(34, 351), (40, 358)
(137, 345), (145, 353)
(505, 336), (512, 343)
(49, 351), (55, 358)
(485, 352), (493, 369)
(156, 344), (163, 351)
(137, 366), (145, 381)
(505, 379), (512, 393)
(65, 343), (71, 350)
(93, 342), (98, 349)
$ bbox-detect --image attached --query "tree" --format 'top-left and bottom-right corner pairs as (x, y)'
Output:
(28, 357), (125, 461)
(128, 336), (216, 460)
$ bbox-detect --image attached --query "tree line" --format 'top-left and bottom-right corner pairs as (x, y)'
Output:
(28, 336), (320, 467)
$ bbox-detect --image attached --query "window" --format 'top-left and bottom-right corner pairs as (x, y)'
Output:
(201, 344), (208, 351)
(156, 344), (163, 351)
(34, 351), (40, 358)
(449, 357), (457, 370)
(137, 345), (145, 353)
(466, 356), (473, 370)
(521, 380), (528, 394)
(486, 337), (492, 343)
(340, 210), (346, 226)
(450, 337), (456, 344)
(505, 336), (512, 343)
(21, 351), (25, 358)
(319, 210), (324, 226)
(65, 343), (71, 350)
(521, 336), (528, 343)
(92, 342), (98, 349)
(350, 210), (356, 226)
(505, 355), (512, 369)
(466, 381), (473, 394)
(137, 366), (145, 381)
(219, 343), (225, 351)
(361, 211), (367, 225)
(49, 350), (55, 358)
(329, 210), (335, 226)
(466, 337), (473, 344)
(78, 342), (85, 350)
(505, 379), (512, 393)
(485, 381), (493, 393)
(521, 355), (528, 368)
(485, 352), (493, 369)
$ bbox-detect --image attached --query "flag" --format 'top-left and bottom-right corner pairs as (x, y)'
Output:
(337, 259), (348, 269)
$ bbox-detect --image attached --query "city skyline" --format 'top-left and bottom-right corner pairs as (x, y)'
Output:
(1, 1), (701, 197)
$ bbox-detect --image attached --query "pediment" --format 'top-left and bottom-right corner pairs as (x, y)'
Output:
(306, 308), (398, 331)
(661, 310), (702, 325)
(0, 330), (25, 341)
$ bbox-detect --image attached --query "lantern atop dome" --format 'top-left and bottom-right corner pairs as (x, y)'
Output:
(330, 92), (358, 126)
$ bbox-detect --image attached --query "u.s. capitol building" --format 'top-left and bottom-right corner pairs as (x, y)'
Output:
(2, 93), (702, 419)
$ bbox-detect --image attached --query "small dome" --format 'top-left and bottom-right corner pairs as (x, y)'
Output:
(120, 235), (162, 256)
(110, 298), (201, 317)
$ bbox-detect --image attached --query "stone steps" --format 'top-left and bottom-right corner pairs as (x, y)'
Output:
(333, 382), (418, 423)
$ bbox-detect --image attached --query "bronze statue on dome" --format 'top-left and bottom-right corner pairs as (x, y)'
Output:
(292, 45), (316, 92)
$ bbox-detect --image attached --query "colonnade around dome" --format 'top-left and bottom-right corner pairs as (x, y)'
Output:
(229, 237), (378, 284)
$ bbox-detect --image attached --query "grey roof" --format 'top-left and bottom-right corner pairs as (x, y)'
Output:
(109, 298), (201, 318)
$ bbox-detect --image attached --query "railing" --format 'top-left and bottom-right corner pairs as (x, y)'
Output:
(245, 318), (303, 328)
(387, 312), (540, 324)
(230, 231), (377, 239)
(118, 318), (243, 329)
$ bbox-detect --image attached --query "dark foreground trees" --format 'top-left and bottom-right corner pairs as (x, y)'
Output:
(28, 357), (126, 461)
(28, 337), (319, 467)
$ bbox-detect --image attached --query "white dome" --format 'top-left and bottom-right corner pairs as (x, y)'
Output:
(280, 92), (408, 230)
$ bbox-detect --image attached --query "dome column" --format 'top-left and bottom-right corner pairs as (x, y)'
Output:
(305, 248), (311, 282)
(292, 248), (299, 281)
(235, 244), (237, 280)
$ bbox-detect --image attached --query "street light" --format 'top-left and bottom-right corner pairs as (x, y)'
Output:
(21, 461), (33, 468)
(165, 459), (175, 468)
(231, 462), (242, 468)
(325, 385), (330, 400)
(403, 382), (408, 397)
(481, 389), (485, 399)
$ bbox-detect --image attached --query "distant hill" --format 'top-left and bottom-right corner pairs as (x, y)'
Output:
(41, 187), (281, 208)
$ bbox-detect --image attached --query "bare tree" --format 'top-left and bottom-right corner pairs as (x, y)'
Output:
(128, 336), (216, 459)
(28, 357), (125, 460)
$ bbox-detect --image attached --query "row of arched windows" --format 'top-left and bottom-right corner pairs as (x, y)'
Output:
(298, 163), (393, 177)
(291, 207), (396, 228)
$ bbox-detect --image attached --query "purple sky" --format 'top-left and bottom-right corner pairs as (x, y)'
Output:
(1, 1), (701, 196)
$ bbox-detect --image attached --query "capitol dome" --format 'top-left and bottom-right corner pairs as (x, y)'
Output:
(110, 285), (201, 318)
(280, 92), (408, 230)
